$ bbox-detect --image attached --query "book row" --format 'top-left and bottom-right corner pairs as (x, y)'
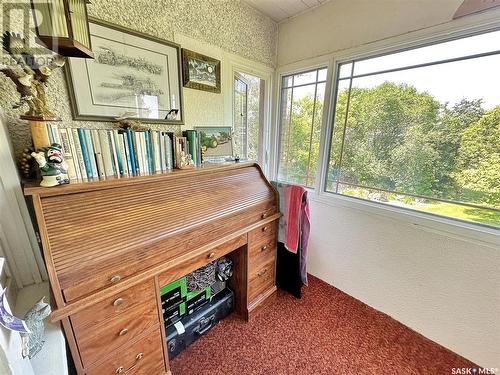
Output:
(45, 123), (203, 182)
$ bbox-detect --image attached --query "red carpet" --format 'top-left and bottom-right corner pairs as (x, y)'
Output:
(170, 275), (476, 375)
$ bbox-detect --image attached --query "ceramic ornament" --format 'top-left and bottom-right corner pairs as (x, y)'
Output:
(31, 143), (70, 187)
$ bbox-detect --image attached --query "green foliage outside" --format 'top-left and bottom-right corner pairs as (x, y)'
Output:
(281, 80), (500, 227)
(279, 90), (323, 187)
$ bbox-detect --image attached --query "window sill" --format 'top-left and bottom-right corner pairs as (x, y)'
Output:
(310, 192), (500, 249)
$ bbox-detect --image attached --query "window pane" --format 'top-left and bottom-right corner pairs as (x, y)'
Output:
(327, 31), (500, 228)
(318, 68), (328, 82)
(282, 75), (293, 88)
(278, 67), (328, 188)
(338, 62), (352, 79)
(327, 79), (350, 192)
(305, 82), (327, 187)
(353, 29), (500, 76)
(293, 70), (317, 86)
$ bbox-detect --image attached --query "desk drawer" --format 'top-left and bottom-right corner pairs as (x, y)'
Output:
(86, 328), (165, 375)
(75, 297), (159, 367)
(248, 258), (276, 303)
(249, 238), (276, 270)
(248, 221), (277, 245)
(71, 279), (155, 330)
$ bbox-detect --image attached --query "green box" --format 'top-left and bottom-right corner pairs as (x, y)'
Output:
(163, 301), (186, 328)
(185, 287), (212, 315)
(160, 277), (187, 307)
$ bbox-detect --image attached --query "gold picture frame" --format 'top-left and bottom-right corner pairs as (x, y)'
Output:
(182, 49), (221, 93)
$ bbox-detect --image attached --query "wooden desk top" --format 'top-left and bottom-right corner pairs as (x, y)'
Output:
(24, 162), (258, 197)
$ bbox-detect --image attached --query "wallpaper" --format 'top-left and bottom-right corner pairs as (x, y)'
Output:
(0, 0), (277, 157)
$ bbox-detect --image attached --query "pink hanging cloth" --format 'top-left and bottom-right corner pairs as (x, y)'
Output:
(281, 184), (311, 285)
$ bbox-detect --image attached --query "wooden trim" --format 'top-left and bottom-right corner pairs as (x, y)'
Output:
(61, 317), (84, 373)
(24, 162), (258, 197)
(154, 276), (171, 374)
(50, 214), (279, 322)
(226, 244), (249, 320)
(31, 195), (66, 307)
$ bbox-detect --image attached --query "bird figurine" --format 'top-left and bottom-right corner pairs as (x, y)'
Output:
(0, 31), (65, 118)
(21, 297), (52, 359)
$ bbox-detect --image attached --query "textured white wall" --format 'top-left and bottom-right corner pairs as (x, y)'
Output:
(307, 199), (500, 368)
(277, 0), (463, 66)
(277, 0), (500, 369)
(0, 0), (277, 157)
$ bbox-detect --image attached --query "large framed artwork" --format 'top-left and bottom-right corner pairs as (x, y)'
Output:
(182, 49), (221, 93)
(66, 18), (184, 124)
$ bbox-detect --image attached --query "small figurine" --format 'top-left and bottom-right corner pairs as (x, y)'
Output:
(21, 297), (51, 359)
(165, 109), (179, 121)
(31, 143), (70, 187)
(178, 150), (195, 169)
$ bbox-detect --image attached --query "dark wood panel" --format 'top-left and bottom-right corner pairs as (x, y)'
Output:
(226, 246), (249, 320)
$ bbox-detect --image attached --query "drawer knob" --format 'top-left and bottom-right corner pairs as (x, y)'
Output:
(258, 268), (268, 277)
(110, 275), (121, 284)
(208, 252), (216, 259)
(261, 245), (268, 252)
(119, 328), (129, 336)
(261, 212), (268, 219)
(262, 226), (269, 232)
(113, 298), (124, 307)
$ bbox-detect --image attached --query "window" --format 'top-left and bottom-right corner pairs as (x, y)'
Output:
(233, 72), (265, 162)
(277, 67), (327, 188)
(327, 30), (500, 228)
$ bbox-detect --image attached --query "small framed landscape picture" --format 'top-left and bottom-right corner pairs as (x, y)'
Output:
(182, 49), (221, 93)
(195, 127), (233, 162)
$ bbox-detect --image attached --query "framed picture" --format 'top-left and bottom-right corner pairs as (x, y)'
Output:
(182, 49), (221, 93)
(195, 126), (233, 161)
(65, 18), (184, 124)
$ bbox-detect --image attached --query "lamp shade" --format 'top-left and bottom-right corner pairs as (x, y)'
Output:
(30, 0), (93, 58)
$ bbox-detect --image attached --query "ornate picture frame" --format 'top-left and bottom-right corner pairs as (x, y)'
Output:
(182, 49), (221, 93)
(65, 18), (184, 124)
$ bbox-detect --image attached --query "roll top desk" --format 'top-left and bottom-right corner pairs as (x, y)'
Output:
(24, 162), (280, 375)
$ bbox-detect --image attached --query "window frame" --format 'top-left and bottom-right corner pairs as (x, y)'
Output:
(272, 58), (335, 187)
(271, 13), (500, 246)
(224, 54), (274, 175)
(275, 66), (329, 188)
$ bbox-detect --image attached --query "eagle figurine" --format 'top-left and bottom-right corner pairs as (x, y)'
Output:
(1, 31), (65, 118)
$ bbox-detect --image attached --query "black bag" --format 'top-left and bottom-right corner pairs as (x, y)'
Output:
(166, 288), (234, 359)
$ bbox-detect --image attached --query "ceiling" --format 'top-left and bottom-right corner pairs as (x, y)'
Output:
(244, 0), (331, 22)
